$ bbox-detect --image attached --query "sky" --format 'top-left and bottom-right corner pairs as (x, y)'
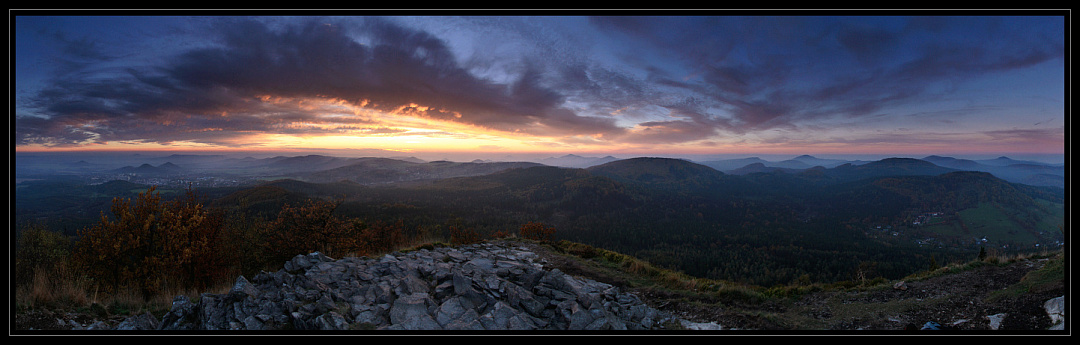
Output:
(12, 12), (1068, 162)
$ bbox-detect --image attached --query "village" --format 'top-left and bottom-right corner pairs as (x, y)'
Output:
(860, 209), (1063, 254)
(84, 172), (260, 189)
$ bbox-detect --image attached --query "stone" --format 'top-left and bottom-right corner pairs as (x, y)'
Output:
(114, 312), (159, 330)
(315, 311), (349, 330)
(1044, 296), (1065, 330)
(389, 293), (440, 330)
(110, 241), (675, 331)
(986, 313), (1007, 330)
(230, 275), (259, 298)
(159, 295), (199, 330)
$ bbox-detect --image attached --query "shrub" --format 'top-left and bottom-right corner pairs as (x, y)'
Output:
(262, 199), (359, 262)
(448, 225), (482, 246)
(261, 198), (420, 263)
(519, 221), (556, 242)
(72, 186), (227, 298)
(14, 223), (72, 287)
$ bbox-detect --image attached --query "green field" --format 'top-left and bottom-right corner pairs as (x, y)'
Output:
(1032, 199), (1066, 235)
(958, 202), (1040, 246)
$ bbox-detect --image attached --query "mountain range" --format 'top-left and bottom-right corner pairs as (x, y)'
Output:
(15, 152), (1065, 287)
(699, 155), (1063, 188)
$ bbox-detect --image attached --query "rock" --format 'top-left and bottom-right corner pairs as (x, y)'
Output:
(229, 275), (260, 301)
(116, 241), (677, 331)
(159, 295), (199, 330)
(920, 321), (943, 330)
(83, 320), (111, 330)
(680, 320), (722, 330)
(315, 311), (350, 330)
(1044, 296), (1064, 330)
(893, 281), (908, 291)
(986, 313), (1007, 330)
(387, 293), (440, 330)
(114, 312), (159, 330)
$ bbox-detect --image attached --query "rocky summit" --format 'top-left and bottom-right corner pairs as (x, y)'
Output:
(133, 241), (677, 331)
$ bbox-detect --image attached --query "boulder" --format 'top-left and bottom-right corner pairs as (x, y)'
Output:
(1044, 296), (1065, 330)
(116, 242), (677, 331)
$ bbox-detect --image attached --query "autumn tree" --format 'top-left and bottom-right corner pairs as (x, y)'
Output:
(261, 198), (422, 263)
(357, 219), (414, 256)
(15, 223), (72, 287)
(448, 224), (482, 246)
(262, 198), (358, 264)
(72, 186), (226, 297)
(519, 221), (556, 242)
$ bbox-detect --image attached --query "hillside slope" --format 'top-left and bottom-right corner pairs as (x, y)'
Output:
(15, 239), (1065, 332)
(499, 241), (1068, 332)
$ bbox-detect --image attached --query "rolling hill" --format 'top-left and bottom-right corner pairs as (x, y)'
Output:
(300, 158), (543, 184)
(16, 154), (1064, 288)
(201, 156), (1061, 286)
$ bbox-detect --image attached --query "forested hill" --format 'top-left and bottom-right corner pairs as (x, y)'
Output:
(196, 156), (1064, 287)
(15, 155), (1065, 288)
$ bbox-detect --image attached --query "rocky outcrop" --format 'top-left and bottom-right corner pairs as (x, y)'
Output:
(145, 241), (676, 331)
(1044, 296), (1065, 330)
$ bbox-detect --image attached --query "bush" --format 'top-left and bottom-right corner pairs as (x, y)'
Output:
(448, 225), (482, 246)
(519, 222), (556, 242)
(15, 223), (72, 286)
(261, 198), (420, 264)
(72, 186), (227, 298)
(262, 198), (357, 263)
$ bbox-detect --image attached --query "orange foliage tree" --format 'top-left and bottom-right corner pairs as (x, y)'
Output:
(448, 224), (482, 246)
(262, 199), (358, 264)
(261, 198), (419, 263)
(73, 186), (226, 297)
(519, 222), (556, 242)
(357, 219), (413, 256)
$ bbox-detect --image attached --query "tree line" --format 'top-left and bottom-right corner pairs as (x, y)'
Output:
(15, 186), (559, 302)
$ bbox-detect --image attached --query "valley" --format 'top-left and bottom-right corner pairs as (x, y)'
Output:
(14, 152), (1066, 288)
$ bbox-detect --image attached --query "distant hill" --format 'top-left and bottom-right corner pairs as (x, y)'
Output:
(698, 157), (772, 171)
(301, 158), (544, 185)
(258, 155), (364, 173)
(922, 155), (985, 171)
(976, 156), (1054, 167)
(788, 155), (857, 168)
(162, 155), (1064, 286)
(539, 154), (619, 168)
(727, 162), (805, 175)
(819, 158), (958, 184)
(922, 155), (1065, 188)
(585, 157), (731, 195)
(112, 162), (187, 176)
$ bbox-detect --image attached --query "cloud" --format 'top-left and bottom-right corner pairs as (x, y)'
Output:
(589, 16), (1065, 143)
(15, 15), (1065, 153)
(16, 17), (625, 147)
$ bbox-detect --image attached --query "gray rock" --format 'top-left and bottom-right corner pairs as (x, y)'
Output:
(230, 275), (259, 298)
(388, 292), (440, 330)
(114, 312), (159, 330)
(315, 311), (350, 330)
(986, 313), (1007, 330)
(680, 320), (722, 330)
(1044, 296), (1065, 330)
(121, 242), (676, 331)
(159, 295), (199, 330)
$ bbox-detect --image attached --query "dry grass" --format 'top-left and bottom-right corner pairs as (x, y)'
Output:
(15, 260), (236, 318)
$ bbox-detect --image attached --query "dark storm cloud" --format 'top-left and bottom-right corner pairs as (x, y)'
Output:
(589, 15), (1065, 139)
(16, 17), (624, 146)
(15, 15), (1065, 150)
